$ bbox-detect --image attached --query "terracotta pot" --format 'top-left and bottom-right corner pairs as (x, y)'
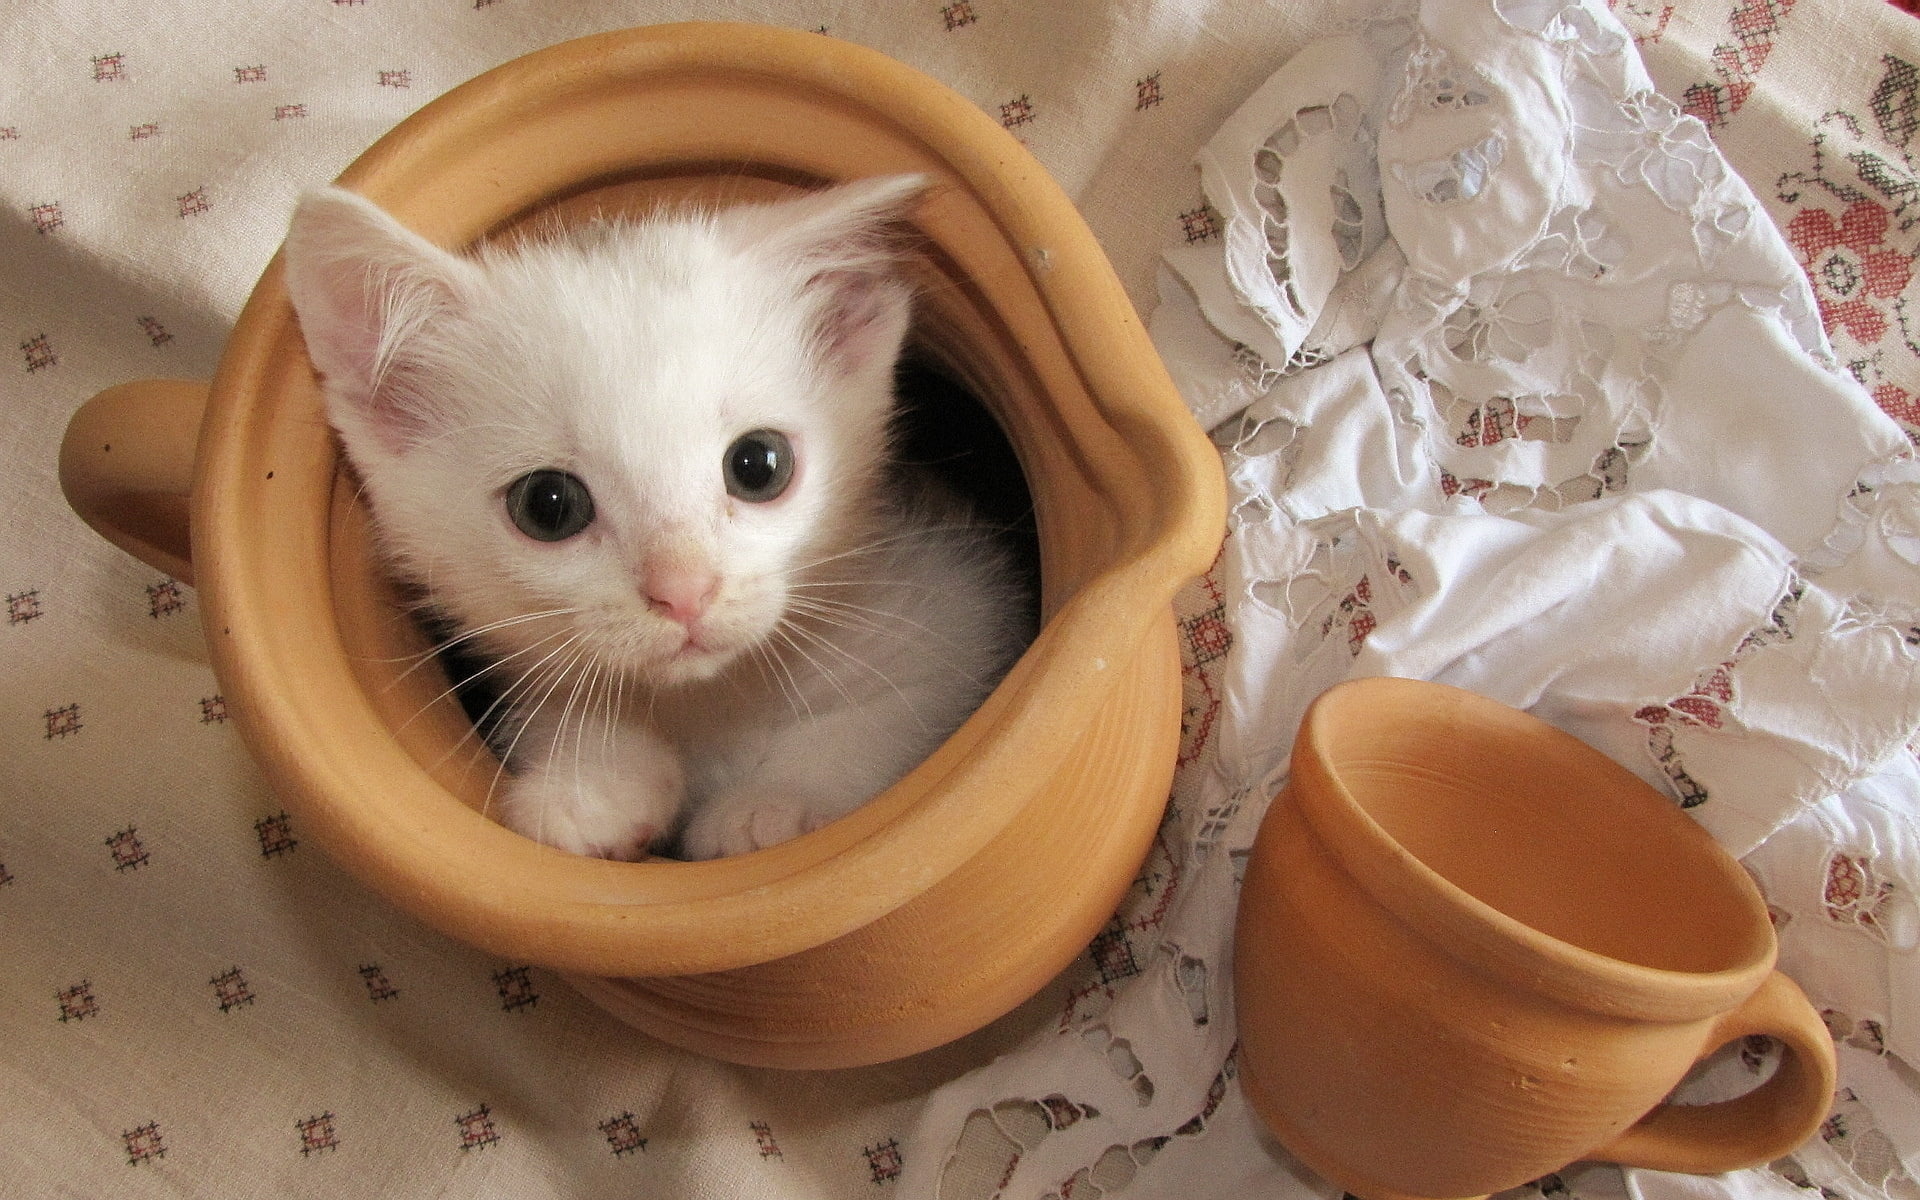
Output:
(58, 22), (1225, 1069)
(1234, 677), (1837, 1200)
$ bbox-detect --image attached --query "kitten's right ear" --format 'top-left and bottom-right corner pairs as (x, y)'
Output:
(282, 187), (476, 451)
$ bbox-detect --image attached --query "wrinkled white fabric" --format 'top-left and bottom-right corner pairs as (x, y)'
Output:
(905, 1), (1920, 1198)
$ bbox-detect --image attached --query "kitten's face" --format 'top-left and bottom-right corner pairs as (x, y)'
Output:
(283, 179), (923, 686)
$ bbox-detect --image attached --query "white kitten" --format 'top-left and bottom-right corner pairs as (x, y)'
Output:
(282, 176), (1027, 860)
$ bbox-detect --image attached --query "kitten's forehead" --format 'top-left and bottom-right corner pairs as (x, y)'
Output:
(500, 221), (816, 389)
(444, 222), (826, 505)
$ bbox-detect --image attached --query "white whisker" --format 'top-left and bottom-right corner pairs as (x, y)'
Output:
(397, 623), (577, 739)
(777, 617), (930, 736)
(782, 595), (994, 690)
(480, 636), (588, 816)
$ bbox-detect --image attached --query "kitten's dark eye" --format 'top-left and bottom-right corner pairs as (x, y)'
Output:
(724, 429), (795, 503)
(505, 469), (595, 542)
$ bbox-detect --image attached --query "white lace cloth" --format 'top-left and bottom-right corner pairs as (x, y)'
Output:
(906, 2), (1920, 1198)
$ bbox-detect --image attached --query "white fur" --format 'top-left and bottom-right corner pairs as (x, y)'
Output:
(283, 178), (1026, 860)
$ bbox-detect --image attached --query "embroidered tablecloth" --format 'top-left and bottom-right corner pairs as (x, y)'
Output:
(3, 2), (1917, 1198)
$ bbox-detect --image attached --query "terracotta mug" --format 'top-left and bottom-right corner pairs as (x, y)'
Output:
(1234, 677), (1836, 1200)
(57, 23), (1225, 1069)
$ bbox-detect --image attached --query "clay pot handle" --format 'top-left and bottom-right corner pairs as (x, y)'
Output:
(58, 379), (208, 586)
(1594, 971), (1838, 1173)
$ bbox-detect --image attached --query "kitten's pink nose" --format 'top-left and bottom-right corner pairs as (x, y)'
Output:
(643, 561), (719, 626)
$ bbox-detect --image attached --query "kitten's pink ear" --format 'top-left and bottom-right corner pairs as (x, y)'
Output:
(742, 174), (929, 264)
(281, 187), (476, 451)
(740, 174), (930, 377)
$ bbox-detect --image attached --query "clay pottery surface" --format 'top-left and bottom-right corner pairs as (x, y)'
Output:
(58, 22), (1225, 1069)
(1234, 677), (1836, 1200)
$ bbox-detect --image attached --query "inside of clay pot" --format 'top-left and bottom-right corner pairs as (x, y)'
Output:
(1330, 719), (1769, 976)
(328, 168), (1044, 857)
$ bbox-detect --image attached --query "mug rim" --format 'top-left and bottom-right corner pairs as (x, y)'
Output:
(1289, 676), (1777, 1021)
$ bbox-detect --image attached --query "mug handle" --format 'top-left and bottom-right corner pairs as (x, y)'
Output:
(1595, 971), (1838, 1173)
(58, 379), (209, 586)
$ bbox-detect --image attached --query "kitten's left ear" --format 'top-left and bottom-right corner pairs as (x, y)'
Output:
(741, 174), (929, 267)
(739, 174), (930, 377)
(282, 187), (480, 451)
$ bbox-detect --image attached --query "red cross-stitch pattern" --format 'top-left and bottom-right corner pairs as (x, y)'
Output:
(123, 1122), (165, 1165)
(1788, 200), (1916, 346)
(1822, 1009), (1889, 1055)
(455, 1105), (501, 1151)
(1608, 0), (1677, 43)
(1636, 662), (1737, 731)
(1060, 832), (1181, 1024)
(1137, 73), (1165, 110)
(254, 811), (296, 855)
(1773, 55), (1920, 443)
(1178, 204), (1221, 243)
(45, 703), (82, 740)
(1439, 469), (1493, 500)
(1825, 853), (1896, 929)
(1631, 585), (1798, 808)
(598, 1112), (647, 1157)
(1680, 0), (1799, 127)
(8, 590), (43, 624)
(297, 1112), (340, 1155)
(863, 1137), (904, 1184)
(492, 966), (539, 1012)
(21, 333), (57, 372)
(358, 963), (400, 1002)
(146, 578), (185, 618)
(105, 826), (147, 870)
(210, 967), (255, 1012)
(57, 980), (98, 1022)
(1635, 665), (1740, 807)
(1458, 397), (1519, 446)
(752, 1121), (783, 1159)
(1320, 575), (1377, 656)
(1177, 568), (1230, 770)
(1037, 1097), (1094, 1131)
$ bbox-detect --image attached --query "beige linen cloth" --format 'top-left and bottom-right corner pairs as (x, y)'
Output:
(4, 2), (1918, 1198)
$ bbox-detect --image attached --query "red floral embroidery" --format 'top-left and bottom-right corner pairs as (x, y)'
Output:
(1636, 663), (1735, 729)
(1786, 200), (1915, 346)
(1824, 853), (1895, 933)
(1826, 854), (1866, 910)
(1873, 382), (1920, 429)
(1666, 694), (1726, 727)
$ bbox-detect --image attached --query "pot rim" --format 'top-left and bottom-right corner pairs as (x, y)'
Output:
(191, 21), (1225, 977)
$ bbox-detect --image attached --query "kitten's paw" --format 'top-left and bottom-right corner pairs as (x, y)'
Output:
(494, 746), (685, 862)
(677, 796), (840, 861)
